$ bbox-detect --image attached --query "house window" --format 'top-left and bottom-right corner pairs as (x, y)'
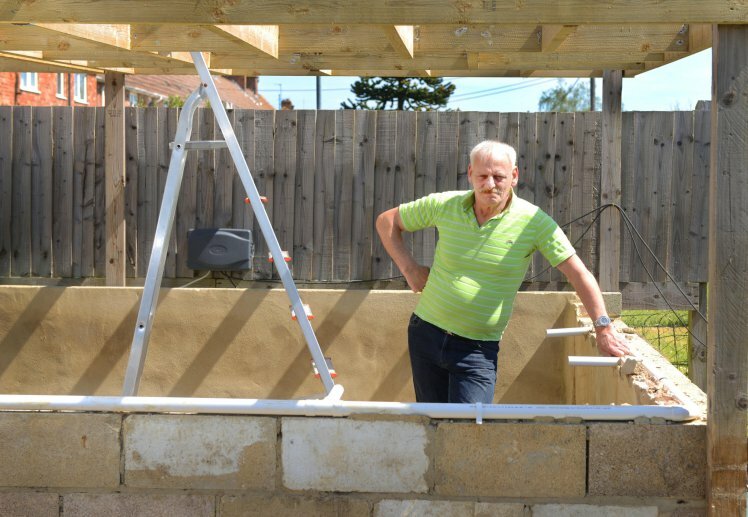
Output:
(56, 73), (67, 99)
(73, 74), (88, 103)
(19, 72), (40, 93)
(129, 93), (138, 107)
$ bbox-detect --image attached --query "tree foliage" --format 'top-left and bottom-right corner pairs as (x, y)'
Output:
(341, 77), (455, 110)
(538, 79), (599, 112)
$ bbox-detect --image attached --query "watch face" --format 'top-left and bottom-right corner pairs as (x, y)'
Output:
(595, 315), (611, 327)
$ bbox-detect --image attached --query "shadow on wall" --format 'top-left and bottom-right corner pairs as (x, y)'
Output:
(169, 288), (269, 396)
(0, 287), (65, 378)
(267, 288), (369, 399)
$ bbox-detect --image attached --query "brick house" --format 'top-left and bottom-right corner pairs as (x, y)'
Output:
(0, 72), (273, 109)
(0, 72), (100, 106)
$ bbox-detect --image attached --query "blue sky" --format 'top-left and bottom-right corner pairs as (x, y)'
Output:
(257, 49), (711, 112)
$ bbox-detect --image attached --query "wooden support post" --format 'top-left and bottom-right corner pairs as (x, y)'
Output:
(708, 24), (748, 516)
(598, 70), (622, 291)
(688, 282), (707, 390)
(104, 72), (126, 286)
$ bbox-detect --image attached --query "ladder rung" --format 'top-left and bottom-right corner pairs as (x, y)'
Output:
(268, 251), (291, 263)
(292, 304), (315, 321)
(169, 140), (228, 150)
(245, 196), (268, 204)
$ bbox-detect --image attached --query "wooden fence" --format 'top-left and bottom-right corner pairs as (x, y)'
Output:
(0, 106), (709, 288)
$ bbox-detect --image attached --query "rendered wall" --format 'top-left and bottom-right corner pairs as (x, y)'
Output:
(0, 286), (582, 402)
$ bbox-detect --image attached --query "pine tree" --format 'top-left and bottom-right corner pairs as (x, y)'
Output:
(341, 77), (455, 110)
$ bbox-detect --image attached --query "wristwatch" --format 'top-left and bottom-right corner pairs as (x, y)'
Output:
(594, 315), (612, 328)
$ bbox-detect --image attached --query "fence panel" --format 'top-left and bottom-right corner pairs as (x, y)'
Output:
(0, 107), (711, 288)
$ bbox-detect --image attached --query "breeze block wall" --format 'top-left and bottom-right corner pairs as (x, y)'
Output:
(0, 412), (707, 516)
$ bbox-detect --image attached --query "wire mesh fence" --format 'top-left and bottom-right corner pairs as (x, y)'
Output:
(620, 310), (689, 375)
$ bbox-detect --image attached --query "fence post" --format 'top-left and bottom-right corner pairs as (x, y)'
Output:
(105, 72), (126, 286)
(688, 282), (707, 390)
(598, 70), (622, 292)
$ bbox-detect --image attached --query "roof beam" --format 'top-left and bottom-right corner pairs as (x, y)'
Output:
(210, 25), (279, 58)
(35, 23), (131, 48)
(1, 1), (745, 25)
(541, 24), (577, 52)
(0, 51), (102, 72)
(384, 25), (415, 58)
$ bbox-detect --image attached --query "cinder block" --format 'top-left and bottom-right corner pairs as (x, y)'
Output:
(474, 502), (528, 516)
(588, 423), (706, 497)
(124, 415), (276, 490)
(221, 494), (370, 517)
(375, 499), (473, 516)
(63, 493), (214, 517)
(532, 504), (658, 517)
(0, 492), (59, 517)
(282, 417), (429, 493)
(434, 422), (585, 497)
(0, 413), (120, 488)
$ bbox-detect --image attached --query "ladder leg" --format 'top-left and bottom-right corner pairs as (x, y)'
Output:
(190, 51), (337, 395)
(121, 88), (204, 396)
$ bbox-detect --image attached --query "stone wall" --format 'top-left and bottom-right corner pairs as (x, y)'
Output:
(0, 411), (706, 516)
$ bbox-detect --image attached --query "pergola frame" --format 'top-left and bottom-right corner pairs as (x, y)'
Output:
(1, 2), (746, 514)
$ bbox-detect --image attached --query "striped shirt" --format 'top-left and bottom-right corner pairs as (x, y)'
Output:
(399, 190), (575, 341)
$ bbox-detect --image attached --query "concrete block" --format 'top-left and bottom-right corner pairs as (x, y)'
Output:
(375, 499), (473, 516)
(0, 492), (59, 517)
(434, 422), (586, 497)
(282, 417), (429, 493)
(0, 413), (120, 488)
(588, 423), (706, 497)
(63, 493), (214, 517)
(221, 495), (370, 517)
(124, 414), (276, 490)
(474, 502), (528, 516)
(533, 504), (658, 517)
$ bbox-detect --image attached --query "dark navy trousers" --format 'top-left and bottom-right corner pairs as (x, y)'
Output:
(407, 313), (500, 404)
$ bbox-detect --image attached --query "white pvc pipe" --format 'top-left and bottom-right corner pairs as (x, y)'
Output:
(568, 356), (621, 367)
(0, 395), (698, 421)
(546, 327), (592, 337)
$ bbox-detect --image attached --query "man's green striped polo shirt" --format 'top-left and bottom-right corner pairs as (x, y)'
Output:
(399, 190), (575, 341)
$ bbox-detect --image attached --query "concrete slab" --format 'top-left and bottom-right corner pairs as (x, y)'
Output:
(375, 499), (473, 516)
(533, 504), (658, 516)
(282, 417), (429, 493)
(0, 413), (120, 488)
(63, 493), (214, 517)
(0, 492), (59, 517)
(434, 422), (586, 497)
(124, 414), (276, 490)
(221, 495), (370, 516)
(588, 423), (707, 497)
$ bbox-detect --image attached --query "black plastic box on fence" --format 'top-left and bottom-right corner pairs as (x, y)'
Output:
(187, 229), (254, 271)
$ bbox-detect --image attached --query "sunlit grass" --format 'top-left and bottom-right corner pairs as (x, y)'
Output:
(621, 310), (690, 374)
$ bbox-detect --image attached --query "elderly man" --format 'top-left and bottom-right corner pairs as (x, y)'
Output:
(376, 140), (630, 404)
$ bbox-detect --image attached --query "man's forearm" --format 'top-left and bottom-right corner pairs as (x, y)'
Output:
(376, 209), (418, 275)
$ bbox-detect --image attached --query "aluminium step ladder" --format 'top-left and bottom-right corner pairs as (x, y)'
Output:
(121, 52), (338, 398)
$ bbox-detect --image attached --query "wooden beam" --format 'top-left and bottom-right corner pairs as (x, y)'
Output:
(688, 282), (708, 390)
(0, 51), (102, 72)
(1, 1), (746, 24)
(598, 70), (622, 292)
(689, 23), (713, 52)
(541, 24), (577, 52)
(384, 25), (415, 58)
(707, 24), (748, 517)
(36, 23), (131, 48)
(211, 25), (279, 58)
(104, 72), (126, 286)
(470, 51), (648, 71)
